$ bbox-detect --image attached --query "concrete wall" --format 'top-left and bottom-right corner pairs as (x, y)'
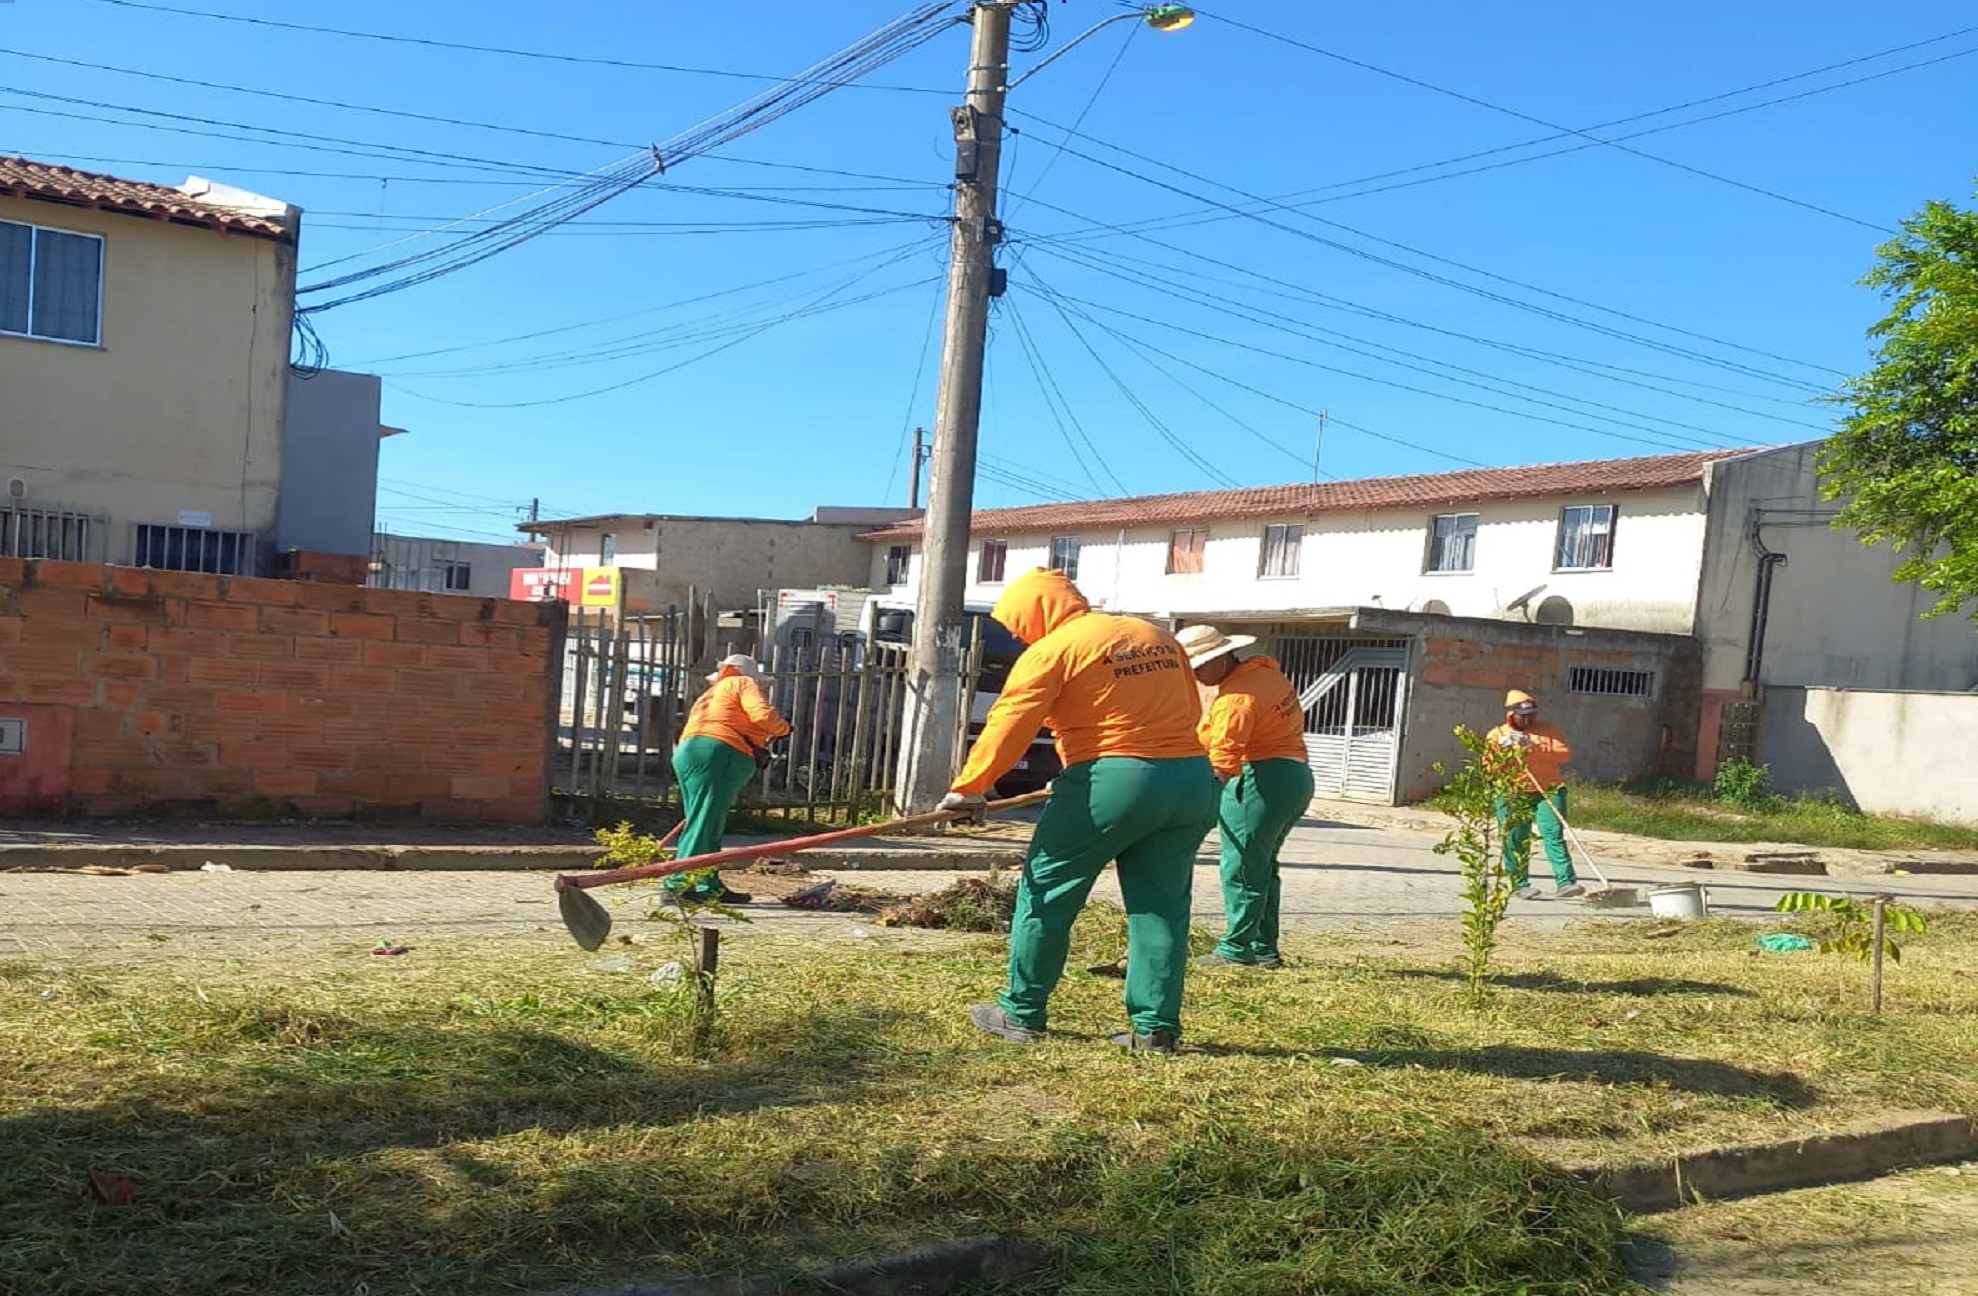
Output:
(867, 486), (1711, 634)
(0, 558), (560, 821)
(1695, 444), (1978, 694)
(1758, 686), (1978, 825)
(0, 197), (296, 567)
(539, 516), (872, 610)
(278, 370), (381, 557)
(1385, 611), (1699, 803)
(371, 534), (543, 599)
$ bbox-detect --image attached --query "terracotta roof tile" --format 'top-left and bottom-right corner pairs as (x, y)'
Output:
(0, 156), (294, 240)
(859, 448), (1769, 541)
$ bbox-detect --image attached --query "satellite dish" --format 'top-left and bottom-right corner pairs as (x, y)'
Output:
(1503, 584), (1547, 619)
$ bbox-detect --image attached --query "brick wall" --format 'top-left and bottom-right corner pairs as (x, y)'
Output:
(0, 559), (565, 821)
(1391, 614), (1701, 802)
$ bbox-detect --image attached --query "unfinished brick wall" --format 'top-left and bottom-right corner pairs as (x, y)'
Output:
(1397, 621), (1702, 802)
(0, 558), (565, 821)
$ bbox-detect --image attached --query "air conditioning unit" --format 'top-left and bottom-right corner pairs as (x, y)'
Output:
(4, 478), (24, 502)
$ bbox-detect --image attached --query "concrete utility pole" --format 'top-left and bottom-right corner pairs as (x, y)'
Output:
(896, 1), (1013, 813)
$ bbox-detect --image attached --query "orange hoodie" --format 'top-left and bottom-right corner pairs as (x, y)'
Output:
(1199, 655), (1308, 780)
(951, 568), (1205, 794)
(681, 668), (791, 758)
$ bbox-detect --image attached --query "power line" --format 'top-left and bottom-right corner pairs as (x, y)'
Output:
(1028, 238), (1772, 450)
(1009, 112), (1845, 386)
(388, 270), (939, 407)
(352, 237), (937, 367)
(1032, 289), (1242, 487)
(1026, 276), (1777, 460)
(1024, 230), (1828, 426)
(883, 277), (948, 504)
(75, 0), (953, 92)
(1000, 297), (1128, 494)
(1195, 6), (1899, 233)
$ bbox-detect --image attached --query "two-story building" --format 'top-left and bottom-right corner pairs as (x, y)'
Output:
(2, 157), (391, 581)
(861, 444), (1977, 803)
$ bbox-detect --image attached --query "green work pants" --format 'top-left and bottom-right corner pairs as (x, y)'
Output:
(998, 755), (1218, 1037)
(1495, 786), (1578, 890)
(1214, 757), (1316, 964)
(669, 736), (756, 900)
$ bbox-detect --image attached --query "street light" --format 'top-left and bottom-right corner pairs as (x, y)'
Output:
(1006, 5), (1197, 90)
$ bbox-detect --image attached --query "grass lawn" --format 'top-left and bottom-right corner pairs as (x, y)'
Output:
(1564, 782), (1978, 853)
(3, 907), (1976, 1296)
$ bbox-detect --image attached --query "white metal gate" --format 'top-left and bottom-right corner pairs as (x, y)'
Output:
(1270, 637), (1410, 803)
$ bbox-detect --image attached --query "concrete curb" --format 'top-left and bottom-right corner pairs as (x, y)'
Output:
(1568, 1109), (1978, 1213)
(541, 1234), (1047, 1296)
(0, 842), (1022, 874)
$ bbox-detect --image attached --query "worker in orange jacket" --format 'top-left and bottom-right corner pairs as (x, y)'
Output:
(939, 568), (1218, 1055)
(669, 653), (791, 904)
(1178, 625), (1315, 970)
(1485, 689), (1584, 899)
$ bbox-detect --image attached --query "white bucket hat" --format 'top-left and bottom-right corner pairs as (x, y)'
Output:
(1174, 624), (1256, 670)
(707, 653), (765, 684)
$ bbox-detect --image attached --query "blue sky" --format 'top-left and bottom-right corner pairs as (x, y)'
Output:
(6, 0), (1975, 542)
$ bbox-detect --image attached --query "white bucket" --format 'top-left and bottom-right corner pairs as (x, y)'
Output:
(1649, 882), (1710, 919)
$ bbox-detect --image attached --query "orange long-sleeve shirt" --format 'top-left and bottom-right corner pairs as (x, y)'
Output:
(951, 568), (1205, 795)
(681, 669), (791, 758)
(1484, 718), (1571, 789)
(1199, 655), (1308, 780)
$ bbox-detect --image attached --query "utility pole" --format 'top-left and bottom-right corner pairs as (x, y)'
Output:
(908, 427), (927, 510)
(1312, 410), (1328, 484)
(896, 1), (1013, 812)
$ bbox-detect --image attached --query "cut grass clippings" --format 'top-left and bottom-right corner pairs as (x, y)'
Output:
(1564, 782), (1978, 853)
(4, 910), (1978, 1295)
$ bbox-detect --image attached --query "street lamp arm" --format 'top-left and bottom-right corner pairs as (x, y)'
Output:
(1003, 5), (1193, 91)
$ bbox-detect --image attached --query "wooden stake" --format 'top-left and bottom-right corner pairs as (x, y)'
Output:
(1870, 895), (1888, 1014)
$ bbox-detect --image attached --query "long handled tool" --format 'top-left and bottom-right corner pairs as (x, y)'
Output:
(1524, 771), (1621, 895)
(555, 789), (1051, 951)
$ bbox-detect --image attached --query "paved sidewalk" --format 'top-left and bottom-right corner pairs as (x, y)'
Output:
(5, 816), (1976, 961)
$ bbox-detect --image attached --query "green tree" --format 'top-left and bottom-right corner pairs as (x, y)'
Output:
(1818, 189), (1978, 619)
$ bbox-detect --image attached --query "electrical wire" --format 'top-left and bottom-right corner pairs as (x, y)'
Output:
(351, 237), (937, 367)
(1031, 289), (1242, 487)
(1001, 22), (1137, 222)
(882, 276), (949, 505)
(1025, 275), (1772, 459)
(74, 0), (952, 93)
(1019, 226), (1828, 427)
(1193, 6), (1901, 233)
(1026, 238), (1772, 450)
(291, 2), (965, 314)
(1001, 297), (1128, 494)
(388, 269), (940, 407)
(1008, 111), (1843, 386)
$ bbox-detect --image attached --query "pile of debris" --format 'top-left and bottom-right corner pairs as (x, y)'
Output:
(736, 861), (1019, 932)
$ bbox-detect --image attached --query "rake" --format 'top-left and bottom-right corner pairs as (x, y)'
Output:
(555, 789), (1050, 950)
(1524, 771), (1638, 907)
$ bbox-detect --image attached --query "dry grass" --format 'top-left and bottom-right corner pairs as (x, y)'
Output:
(2, 908), (1976, 1296)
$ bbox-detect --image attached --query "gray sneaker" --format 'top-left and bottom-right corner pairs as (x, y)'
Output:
(1193, 953), (1283, 970)
(1556, 884), (1588, 900)
(1512, 886), (1541, 901)
(1110, 1029), (1178, 1055)
(968, 1002), (1044, 1044)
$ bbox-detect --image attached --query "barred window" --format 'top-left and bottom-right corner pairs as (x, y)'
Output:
(1569, 666), (1653, 697)
(133, 523), (254, 575)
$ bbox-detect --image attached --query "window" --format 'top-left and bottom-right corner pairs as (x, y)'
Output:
(885, 544), (912, 585)
(1424, 512), (1478, 573)
(442, 561), (473, 592)
(1, 220), (104, 345)
(1259, 523), (1302, 578)
(599, 532), (617, 564)
(1570, 666), (1654, 698)
(132, 524), (254, 575)
(1049, 536), (1080, 580)
(1167, 528), (1207, 575)
(2, 504), (96, 561)
(977, 539), (1008, 583)
(1556, 505), (1616, 570)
